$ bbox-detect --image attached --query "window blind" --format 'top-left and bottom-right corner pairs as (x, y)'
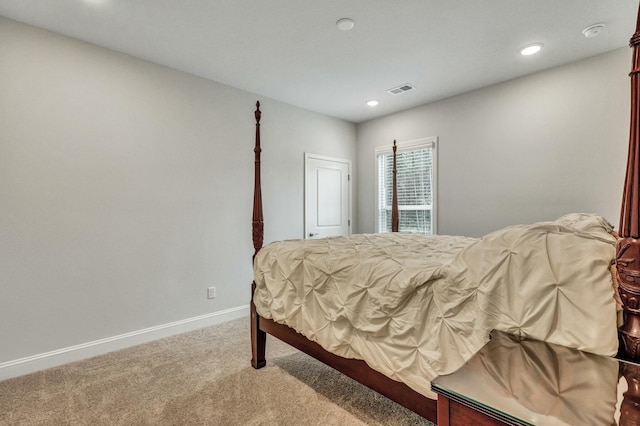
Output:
(377, 143), (434, 234)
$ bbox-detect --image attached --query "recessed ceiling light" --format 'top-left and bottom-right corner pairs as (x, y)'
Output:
(520, 43), (543, 56)
(336, 18), (355, 31)
(367, 100), (379, 107)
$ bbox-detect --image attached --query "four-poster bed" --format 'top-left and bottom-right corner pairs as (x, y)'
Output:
(249, 6), (640, 423)
(249, 102), (441, 419)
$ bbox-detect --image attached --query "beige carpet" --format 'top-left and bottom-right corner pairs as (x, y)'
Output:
(0, 317), (435, 425)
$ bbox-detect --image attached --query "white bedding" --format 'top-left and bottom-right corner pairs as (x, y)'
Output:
(253, 213), (619, 398)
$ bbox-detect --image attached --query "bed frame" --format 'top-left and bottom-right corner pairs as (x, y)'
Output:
(248, 102), (438, 419)
(250, 6), (640, 422)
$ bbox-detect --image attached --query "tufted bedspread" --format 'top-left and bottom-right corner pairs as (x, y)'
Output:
(253, 213), (619, 398)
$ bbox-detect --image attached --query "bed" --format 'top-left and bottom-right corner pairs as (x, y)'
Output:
(250, 7), (640, 423)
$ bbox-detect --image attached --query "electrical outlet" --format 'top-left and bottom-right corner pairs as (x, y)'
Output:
(207, 286), (216, 299)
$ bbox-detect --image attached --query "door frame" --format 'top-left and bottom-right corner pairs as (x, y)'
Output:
(304, 153), (352, 239)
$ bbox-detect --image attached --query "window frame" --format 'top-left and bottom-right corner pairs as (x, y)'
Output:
(374, 137), (438, 234)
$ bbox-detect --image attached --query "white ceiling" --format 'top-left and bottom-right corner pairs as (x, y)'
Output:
(0, 0), (637, 123)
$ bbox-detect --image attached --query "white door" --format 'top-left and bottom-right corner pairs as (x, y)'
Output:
(305, 154), (351, 239)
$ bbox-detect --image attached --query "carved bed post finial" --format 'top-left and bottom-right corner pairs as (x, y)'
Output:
(391, 140), (399, 232)
(252, 101), (264, 261)
(617, 3), (640, 361)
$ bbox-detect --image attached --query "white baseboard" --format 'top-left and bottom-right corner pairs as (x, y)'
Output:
(0, 305), (249, 381)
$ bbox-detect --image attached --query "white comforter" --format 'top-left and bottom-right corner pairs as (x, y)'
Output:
(253, 213), (618, 398)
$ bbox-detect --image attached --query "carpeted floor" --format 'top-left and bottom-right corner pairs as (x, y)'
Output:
(0, 317), (435, 425)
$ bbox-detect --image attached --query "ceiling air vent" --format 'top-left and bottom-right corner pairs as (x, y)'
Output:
(387, 83), (415, 95)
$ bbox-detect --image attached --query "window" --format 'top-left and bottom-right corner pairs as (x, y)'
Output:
(376, 138), (437, 234)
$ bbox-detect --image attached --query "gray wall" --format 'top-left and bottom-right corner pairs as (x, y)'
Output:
(357, 47), (631, 237)
(0, 17), (356, 365)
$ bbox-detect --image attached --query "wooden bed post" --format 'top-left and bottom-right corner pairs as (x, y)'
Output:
(252, 101), (264, 261)
(391, 140), (399, 232)
(617, 5), (640, 361)
(251, 101), (266, 369)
